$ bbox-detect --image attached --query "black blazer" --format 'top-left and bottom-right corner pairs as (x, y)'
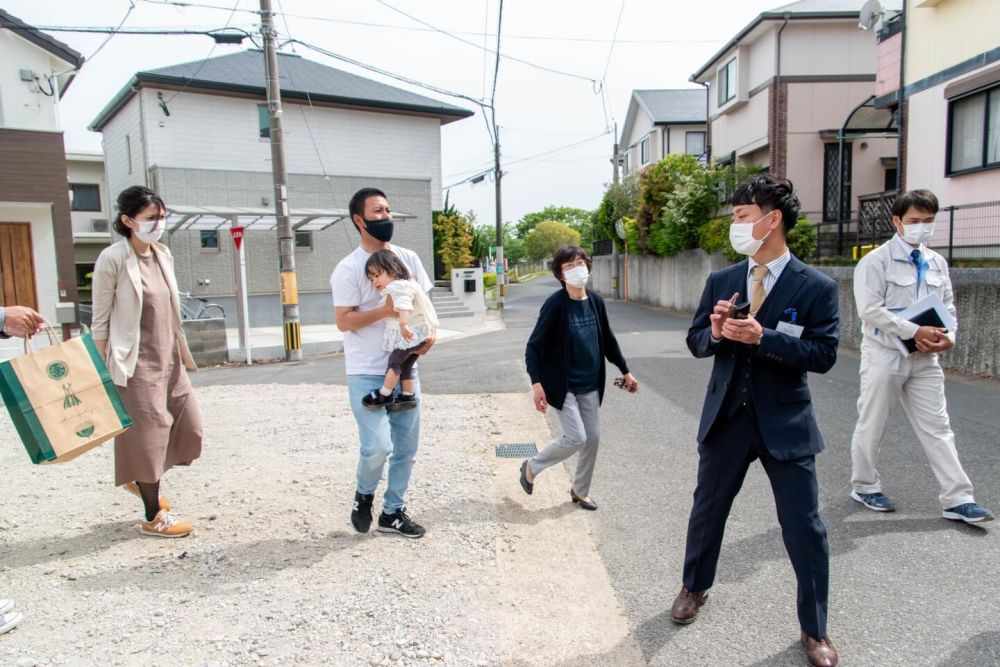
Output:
(525, 288), (629, 411)
(686, 254), (840, 460)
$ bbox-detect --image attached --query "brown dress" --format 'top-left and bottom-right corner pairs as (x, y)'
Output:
(114, 250), (203, 486)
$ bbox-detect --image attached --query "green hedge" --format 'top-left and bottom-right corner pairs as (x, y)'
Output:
(483, 272), (497, 289)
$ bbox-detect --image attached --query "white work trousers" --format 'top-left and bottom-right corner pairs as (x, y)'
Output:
(850, 339), (975, 509)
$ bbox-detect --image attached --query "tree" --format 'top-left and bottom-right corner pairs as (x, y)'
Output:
(594, 176), (639, 251)
(516, 206), (590, 237)
(433, 210), (474, 274)
(523, 221), (581, 261)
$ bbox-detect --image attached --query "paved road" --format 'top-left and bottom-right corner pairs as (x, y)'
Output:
(194, 276), (1000, 665)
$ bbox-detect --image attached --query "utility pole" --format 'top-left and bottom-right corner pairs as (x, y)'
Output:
(611, 122), (621, 300)
(260, 0), (302, 361)
(493, 121), (505, 309)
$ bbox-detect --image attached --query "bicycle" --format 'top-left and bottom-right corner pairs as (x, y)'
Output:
(177, 291), (226, 320)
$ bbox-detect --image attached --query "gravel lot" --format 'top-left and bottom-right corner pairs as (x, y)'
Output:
(0, 383), (637, 667)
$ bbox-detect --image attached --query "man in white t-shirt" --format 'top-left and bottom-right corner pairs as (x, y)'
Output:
(330, 188), (434, 539)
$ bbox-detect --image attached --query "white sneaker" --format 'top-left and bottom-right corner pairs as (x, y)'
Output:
(0, 611), (23, 635)
(0, 599), (13, 615)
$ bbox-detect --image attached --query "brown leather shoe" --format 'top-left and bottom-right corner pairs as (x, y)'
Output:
(801, 631), (839, 667)
(670, 587), (708, 624)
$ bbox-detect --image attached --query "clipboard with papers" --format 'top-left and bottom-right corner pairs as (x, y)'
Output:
(890, 293), (957, 356)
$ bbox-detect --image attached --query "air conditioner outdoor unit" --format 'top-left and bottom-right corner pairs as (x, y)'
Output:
(91, 219), (109, 233)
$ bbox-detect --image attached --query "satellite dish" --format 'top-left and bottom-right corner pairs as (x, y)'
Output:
(858, 0), (883, 30)
(614, 219), (626, 240)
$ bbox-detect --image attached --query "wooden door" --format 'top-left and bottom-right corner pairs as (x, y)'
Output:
(0, 223), (39, 311)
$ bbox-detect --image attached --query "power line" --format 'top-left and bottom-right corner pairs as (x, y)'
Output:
(601, 1), (626, 83)
(286, 38), (490, 111)
(374, 0), (596, 84)
(163, 0), (242, 105)
(142, 0), (722, 44)
(79, 1), (137, 65)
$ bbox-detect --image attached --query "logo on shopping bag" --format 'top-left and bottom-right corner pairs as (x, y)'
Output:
(46, 361), (69, 380)
(62, 383), (82, 409)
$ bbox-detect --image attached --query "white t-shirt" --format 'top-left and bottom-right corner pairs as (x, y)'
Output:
(330, 245), (433, 375)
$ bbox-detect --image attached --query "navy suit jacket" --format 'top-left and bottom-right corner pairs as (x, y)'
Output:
(686, 254), (840, 460)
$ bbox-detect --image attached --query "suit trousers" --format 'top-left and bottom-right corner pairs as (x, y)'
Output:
(529, 390), (601, 497)
(850, 339), (974, 509)
(682, 406), (830, 639)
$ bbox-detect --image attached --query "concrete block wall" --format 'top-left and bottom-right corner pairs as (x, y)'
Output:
(593, 252), (1000, 377)
(182, 317), (229, 367)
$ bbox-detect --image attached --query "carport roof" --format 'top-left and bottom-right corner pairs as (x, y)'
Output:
(166, 205), (414, 233)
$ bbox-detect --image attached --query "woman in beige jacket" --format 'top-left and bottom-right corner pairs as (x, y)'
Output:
(91, 186), (202, 538)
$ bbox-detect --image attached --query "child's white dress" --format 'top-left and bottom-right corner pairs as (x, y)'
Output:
(380, 279), (440, 352)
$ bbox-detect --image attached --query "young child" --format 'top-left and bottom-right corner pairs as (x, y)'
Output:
(362, 249), (439, 411)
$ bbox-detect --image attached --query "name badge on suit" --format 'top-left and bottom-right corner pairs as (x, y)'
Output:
(776, 321), (804, 338)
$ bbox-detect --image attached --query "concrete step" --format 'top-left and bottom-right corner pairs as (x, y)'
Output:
(436, 310), (476, 319)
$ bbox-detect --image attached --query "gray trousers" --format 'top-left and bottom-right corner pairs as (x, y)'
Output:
(528, 390), (601, 496)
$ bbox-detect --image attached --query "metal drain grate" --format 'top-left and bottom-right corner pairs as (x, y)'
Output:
(495, 442), (538, 459)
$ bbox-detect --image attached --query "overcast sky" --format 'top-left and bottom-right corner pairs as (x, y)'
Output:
(5, 0), (781, 226)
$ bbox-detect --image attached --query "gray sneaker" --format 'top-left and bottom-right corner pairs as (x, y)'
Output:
(851, 490), (896, 512)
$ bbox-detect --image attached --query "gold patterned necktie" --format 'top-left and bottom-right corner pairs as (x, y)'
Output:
(749, 265), (770, 315)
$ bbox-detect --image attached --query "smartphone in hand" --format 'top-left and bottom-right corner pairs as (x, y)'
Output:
(729, 300), (751, 320)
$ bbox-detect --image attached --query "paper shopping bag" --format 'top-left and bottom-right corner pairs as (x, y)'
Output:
(0, 328), (132, 464)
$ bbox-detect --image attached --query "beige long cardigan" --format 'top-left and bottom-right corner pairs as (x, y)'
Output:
(91, 238), (197, 387)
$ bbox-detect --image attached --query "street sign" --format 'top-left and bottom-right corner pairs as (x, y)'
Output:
(230, 226), (245, 251)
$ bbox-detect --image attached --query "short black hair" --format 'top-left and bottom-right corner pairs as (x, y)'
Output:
(892, 189), (939, 218)
(364, 249), (410, 281)
(731, 174), (800, 235)
(550, 245), (592, 282)
(114, 186), (166, 238)
(349, 187), (388, 228)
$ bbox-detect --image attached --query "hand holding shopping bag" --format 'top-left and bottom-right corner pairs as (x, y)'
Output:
(0, 325), (132, 464)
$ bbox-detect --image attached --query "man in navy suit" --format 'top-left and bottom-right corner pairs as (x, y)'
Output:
(670, 175), (841, 667)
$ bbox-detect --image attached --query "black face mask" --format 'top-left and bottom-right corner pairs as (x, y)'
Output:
(362, 218), (394, 243)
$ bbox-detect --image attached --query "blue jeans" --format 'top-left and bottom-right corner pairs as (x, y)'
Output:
(346, 373), (421, 513)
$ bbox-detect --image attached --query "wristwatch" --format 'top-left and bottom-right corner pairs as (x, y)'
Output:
(0, 306), (6, 335)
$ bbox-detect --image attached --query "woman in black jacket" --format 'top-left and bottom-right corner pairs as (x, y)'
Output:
(520, 246), (638, 510)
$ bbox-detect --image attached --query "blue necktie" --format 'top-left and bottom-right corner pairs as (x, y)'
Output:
(910, 248), (928, 297)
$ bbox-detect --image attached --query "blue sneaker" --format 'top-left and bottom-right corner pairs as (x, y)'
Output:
(850, 490), (896, 512)
(943, 503), (994, 524)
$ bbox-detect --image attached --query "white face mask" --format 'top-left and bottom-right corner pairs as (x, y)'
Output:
(898, 222), (934, 246)
(563, 266), (590, 287)
(729, 211), (774, 256)
(131, 218), (164, 244)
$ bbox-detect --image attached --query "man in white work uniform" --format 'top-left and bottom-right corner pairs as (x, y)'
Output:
(850, 189), (993, 525)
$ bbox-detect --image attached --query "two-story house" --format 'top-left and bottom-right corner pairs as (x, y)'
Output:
(873, 0), (1000, 259)
(89, 49), (473, 326)
(618, 89), (708, 177)
(0, 9), (83, 335)
(691, 0), (900, 233)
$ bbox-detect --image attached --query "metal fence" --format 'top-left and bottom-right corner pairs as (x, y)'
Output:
(592, 238), (614, 256)
(814, 194), (1000, 264)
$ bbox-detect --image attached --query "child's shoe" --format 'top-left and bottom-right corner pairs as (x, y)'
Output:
(362, 389), (394, 409)
(387, 394), (417, 412)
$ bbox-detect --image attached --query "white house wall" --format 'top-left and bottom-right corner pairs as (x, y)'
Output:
(711, 89), (770, 160)
(779, 22), (877, 77)
(0, 30), (62, 132)
(100, 94), (146, 213)
(907, 75), (999, 208)
(140, 89), (443, 209)
(67, 158), (109, 236)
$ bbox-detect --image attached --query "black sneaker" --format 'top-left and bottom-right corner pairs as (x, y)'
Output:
(376, 508), (426, 538)
(387, 394), (417, 412)
(361, 390), (393, 410)
(351, 491), (375, 533)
